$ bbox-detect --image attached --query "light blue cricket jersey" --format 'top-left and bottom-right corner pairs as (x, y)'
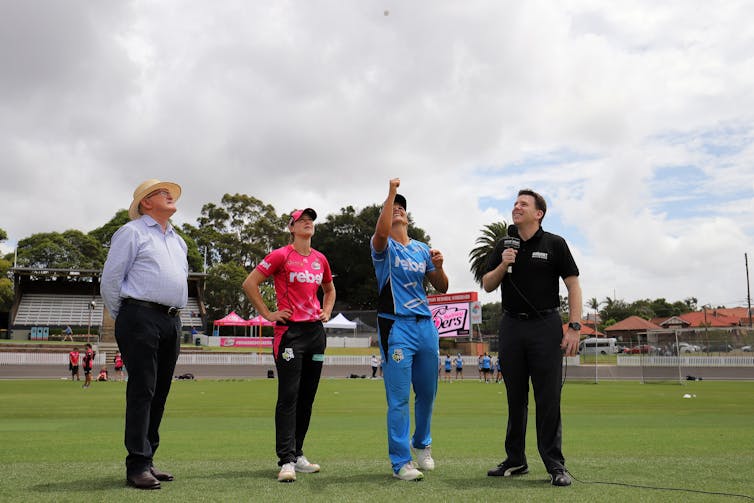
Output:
(371, 237), (435, 317)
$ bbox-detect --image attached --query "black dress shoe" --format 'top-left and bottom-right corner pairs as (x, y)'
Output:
(550, 469), (572, 487)
(150, 466), (174, 481)
(487, 460), (528, 477)
(127, 471), (161, 490)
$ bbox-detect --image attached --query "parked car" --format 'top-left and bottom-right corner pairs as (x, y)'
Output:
(704, 343), (733, 353)
(672, 342), (700, 354)
(625, 344), (656, 354)
(740, 345), (751, 352)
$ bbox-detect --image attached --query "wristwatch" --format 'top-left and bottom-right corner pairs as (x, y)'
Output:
(568, 322), (581, 331)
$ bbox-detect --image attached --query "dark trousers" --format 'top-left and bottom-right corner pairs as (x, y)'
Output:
(115, 303), (181, 476)
(273, 321), (326, 466)
(499, 311), (565, 472)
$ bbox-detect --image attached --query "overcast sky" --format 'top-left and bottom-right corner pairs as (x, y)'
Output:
(2, 1), (754, 309)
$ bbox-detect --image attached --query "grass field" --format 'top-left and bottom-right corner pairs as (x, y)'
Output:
(1, 378), (752, 502)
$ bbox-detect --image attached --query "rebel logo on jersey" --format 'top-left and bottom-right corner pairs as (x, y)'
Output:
(393, 255), (426, 273)
(288, 271), (324, 284)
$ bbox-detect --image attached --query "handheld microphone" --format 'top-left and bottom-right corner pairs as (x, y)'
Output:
(502, 225), (520, 274)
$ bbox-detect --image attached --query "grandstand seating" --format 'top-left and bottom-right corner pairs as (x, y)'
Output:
(14, 294), (203, 328)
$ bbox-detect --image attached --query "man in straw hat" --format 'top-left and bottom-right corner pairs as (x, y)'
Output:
(101, 179), (188, 490)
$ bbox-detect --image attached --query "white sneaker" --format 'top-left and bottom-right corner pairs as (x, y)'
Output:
(294, 455), (320, 473)
(413, 445), (435, 470)
(393, 462), (424, 481)
(277, 462), (296, 482)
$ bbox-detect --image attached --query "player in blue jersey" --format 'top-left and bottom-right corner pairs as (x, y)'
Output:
(371, 178), (449, 481)
(443, 354), (452, 382)
(482, 352), (492, 383)
(454, 353), (463, 380)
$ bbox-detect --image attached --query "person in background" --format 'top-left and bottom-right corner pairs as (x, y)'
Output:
(482, 188), (581, 487)
(454, 353), (463, 381)
(242, 207), (335, 483)
(82, 343), (95, 388)
(371, 354), (380, 379)
(68, 347), (80, 381)
(481, 352), (492, 383)
(114, 351), (125, 381)
(371, 178), (449, 481)
(63, 325), (73, 341)
(98, 366), (109, 382)
(101, 178), (188, 490)
(443, 354), (452, 382)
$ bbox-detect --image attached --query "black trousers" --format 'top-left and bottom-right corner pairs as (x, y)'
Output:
(273, 321), (326, 466)
(498, 311), (565, 472)
(114, 302), (181, 476)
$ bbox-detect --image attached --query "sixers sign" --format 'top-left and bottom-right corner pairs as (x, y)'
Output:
(427, 292), (477, 338)
(431, 303), (471, 337)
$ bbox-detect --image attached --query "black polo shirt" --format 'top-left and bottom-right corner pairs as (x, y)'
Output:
(485, 227), (579, 314)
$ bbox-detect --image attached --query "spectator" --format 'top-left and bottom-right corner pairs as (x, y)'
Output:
(68, 347), (80, 381)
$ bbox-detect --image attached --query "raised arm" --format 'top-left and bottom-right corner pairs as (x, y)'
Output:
(372, 178), (400, 253)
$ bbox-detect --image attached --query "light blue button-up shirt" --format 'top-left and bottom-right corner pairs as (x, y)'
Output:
(100, 215), (188, 319)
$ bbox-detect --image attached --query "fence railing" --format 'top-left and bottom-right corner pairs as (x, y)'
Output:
(619, 355), (754, 367)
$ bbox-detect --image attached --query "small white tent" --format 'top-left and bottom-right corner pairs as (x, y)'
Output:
(324, 313), (357, 336)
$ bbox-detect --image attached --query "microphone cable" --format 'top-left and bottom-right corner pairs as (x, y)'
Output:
(504, 278), (753, 501)
(566, 469), (754, 501)
(505, 275), (569, 388)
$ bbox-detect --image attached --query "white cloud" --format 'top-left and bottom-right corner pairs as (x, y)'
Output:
(1, 1), (754, 309)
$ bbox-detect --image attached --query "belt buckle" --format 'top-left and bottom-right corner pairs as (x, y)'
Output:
(167, 307), (179, 317)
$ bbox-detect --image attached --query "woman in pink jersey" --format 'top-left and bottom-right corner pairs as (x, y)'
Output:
(242, 208), (336, 483)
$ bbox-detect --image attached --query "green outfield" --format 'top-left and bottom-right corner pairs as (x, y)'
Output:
(0, 378), (752, 502)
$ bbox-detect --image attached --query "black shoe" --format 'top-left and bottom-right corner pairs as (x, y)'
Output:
(487, 460), (528, 477)
(126, 471), (161, 490)
(550, 469), (571, 486)
(150, 466), (174, 481)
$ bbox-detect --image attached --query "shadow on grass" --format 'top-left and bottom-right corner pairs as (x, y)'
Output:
(31, 476), (127, 493)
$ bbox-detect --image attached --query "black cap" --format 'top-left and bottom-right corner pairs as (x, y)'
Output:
(394, 194), (407, 210)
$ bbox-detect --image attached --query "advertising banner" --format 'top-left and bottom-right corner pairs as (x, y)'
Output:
(431, 302), (471, 337)
(219, 337), (273, 348)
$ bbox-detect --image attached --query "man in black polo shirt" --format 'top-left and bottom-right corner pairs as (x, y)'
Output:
(482, 189), (582, 487)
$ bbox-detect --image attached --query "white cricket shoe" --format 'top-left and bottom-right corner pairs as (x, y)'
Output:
(294, 455), (320, 473)
(413, 445), (435, 471)
(277, 462), (296, 482)
(393, 462), (424, 481)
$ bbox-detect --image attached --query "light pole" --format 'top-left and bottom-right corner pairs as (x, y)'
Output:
(87, 300), (95, 343)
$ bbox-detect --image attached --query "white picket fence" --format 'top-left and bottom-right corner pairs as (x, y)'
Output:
(619, 355), (754, 367)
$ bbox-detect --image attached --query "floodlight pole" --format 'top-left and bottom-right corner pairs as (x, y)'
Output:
(87, 300), (95, 343)
(745, 253), (752, 328)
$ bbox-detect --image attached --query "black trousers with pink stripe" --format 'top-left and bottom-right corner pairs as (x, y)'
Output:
(273, 321), (326, 466)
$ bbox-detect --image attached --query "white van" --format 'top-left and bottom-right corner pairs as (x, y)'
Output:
(578, 337), (619, 355)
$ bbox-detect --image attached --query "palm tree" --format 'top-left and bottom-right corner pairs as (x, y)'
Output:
(469, 221), (508, 287)
(587, 297), (601, 335)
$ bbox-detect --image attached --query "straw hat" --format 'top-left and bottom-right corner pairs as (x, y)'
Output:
(128, 179), (182, 220)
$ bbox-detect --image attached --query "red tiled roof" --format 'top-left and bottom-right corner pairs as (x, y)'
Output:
(605, 316), (663, 332)
(676, 311), (738, 327)
(712, 307), (753, 325)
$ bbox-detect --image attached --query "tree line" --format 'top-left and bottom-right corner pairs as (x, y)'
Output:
(1, 212), (711, 331)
